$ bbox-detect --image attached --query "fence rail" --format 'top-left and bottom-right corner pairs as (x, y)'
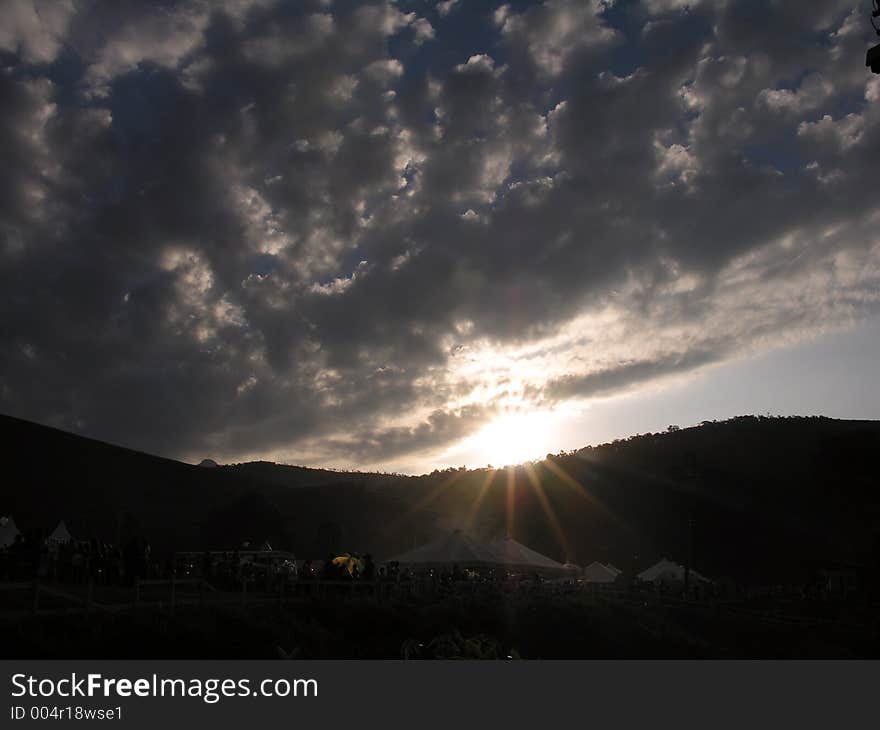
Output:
(0, 578), (873, 635)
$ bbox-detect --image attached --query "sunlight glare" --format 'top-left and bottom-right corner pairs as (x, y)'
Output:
(468, 411), (558, 467)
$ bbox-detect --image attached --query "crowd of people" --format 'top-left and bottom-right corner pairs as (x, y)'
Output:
(171, 550), (540, 598)
(1, 532), (426, 594)
(1, 526), (702, 601)
(0, 529), (161, 587)
(1, 533), (582, 596)
(182, 552), (413, 593)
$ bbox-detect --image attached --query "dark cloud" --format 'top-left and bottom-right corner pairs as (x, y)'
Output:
(1, 0), (878, 470)
(535, 350), (723, 404)
(319, 402), (495, 464)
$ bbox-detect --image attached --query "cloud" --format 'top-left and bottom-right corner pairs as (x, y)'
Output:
(318, 403), (495, 465)
(0, 0), (76, 64)
(1, 0), (879, 471)
(758, 73), (833, 115)
(78, 2), (213, 97)
(436, 0), (460, 19)
(496, 0), (619, 76)
(536, 351), (722, 404)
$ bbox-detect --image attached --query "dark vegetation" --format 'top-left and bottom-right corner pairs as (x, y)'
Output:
(2, 413), (879, 586)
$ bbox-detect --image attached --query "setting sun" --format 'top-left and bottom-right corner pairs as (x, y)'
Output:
(467, 411), (559, 467)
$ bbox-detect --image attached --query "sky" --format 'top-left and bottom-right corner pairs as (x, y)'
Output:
(1, 0), (879, 474)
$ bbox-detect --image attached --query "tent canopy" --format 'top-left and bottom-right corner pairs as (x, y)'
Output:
(47, 520), (73, 544)
(0, 516), (21, 548)
(490, 536), (567, 573)
(388, 531), (569, 574)
(637, 558), (710, 584)
(388, 530), (499, 567)
(583, 561), (619, 583)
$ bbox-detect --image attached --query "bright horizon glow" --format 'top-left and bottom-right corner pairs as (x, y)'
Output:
(178, 318), (880, 475)
(377, 318), (880, 475)
(459, 410), (560, 468)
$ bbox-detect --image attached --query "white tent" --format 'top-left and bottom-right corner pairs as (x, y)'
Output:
(488, 536), (568, 574)
(605, 563), (622, 576)
(389, 531), (570, 575)
(388, 530), (500, 568)
(637, 558), (710, 585)
(0, 516), (21, 548)
(47, 520), (73, 544)
(583, 561), (620, 583)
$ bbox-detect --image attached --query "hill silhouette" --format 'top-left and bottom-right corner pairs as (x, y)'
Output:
(1, 413), (878, 585)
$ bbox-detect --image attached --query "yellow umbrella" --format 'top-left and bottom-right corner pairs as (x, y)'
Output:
(332, 553), (364, 576)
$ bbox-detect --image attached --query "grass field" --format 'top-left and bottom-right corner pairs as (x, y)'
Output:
(3, 587), (877, 659)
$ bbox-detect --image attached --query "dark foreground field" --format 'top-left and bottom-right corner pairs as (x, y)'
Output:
(4, 591), (877, 659)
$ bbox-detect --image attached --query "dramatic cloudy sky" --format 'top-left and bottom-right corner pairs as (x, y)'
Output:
(1, 0), (879, 472)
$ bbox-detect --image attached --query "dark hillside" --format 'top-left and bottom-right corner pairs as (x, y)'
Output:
(0, 415), (288, 554)
(374, 416), (880, 583)
(2, 413), (878, 584)
(221, 461), (388, 490)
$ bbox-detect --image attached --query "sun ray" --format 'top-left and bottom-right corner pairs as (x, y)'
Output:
(523, 462), (571, 561)
(505, 466), (516, 537)
(463, 468), (498, 533)
(386, 469), (466, 534)
(541, 457), (630, 533)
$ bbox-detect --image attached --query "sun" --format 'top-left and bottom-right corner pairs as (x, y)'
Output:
(468, 411), (557, 467)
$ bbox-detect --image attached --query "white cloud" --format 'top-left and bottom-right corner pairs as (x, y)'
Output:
(798, 113), (865, 151)
(497, 0), (618, 76)
(83, 4), (211, 96)
(436, 0), (460, 18)
(0, 0), (75, 64)
(758, 73), (833, 115)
